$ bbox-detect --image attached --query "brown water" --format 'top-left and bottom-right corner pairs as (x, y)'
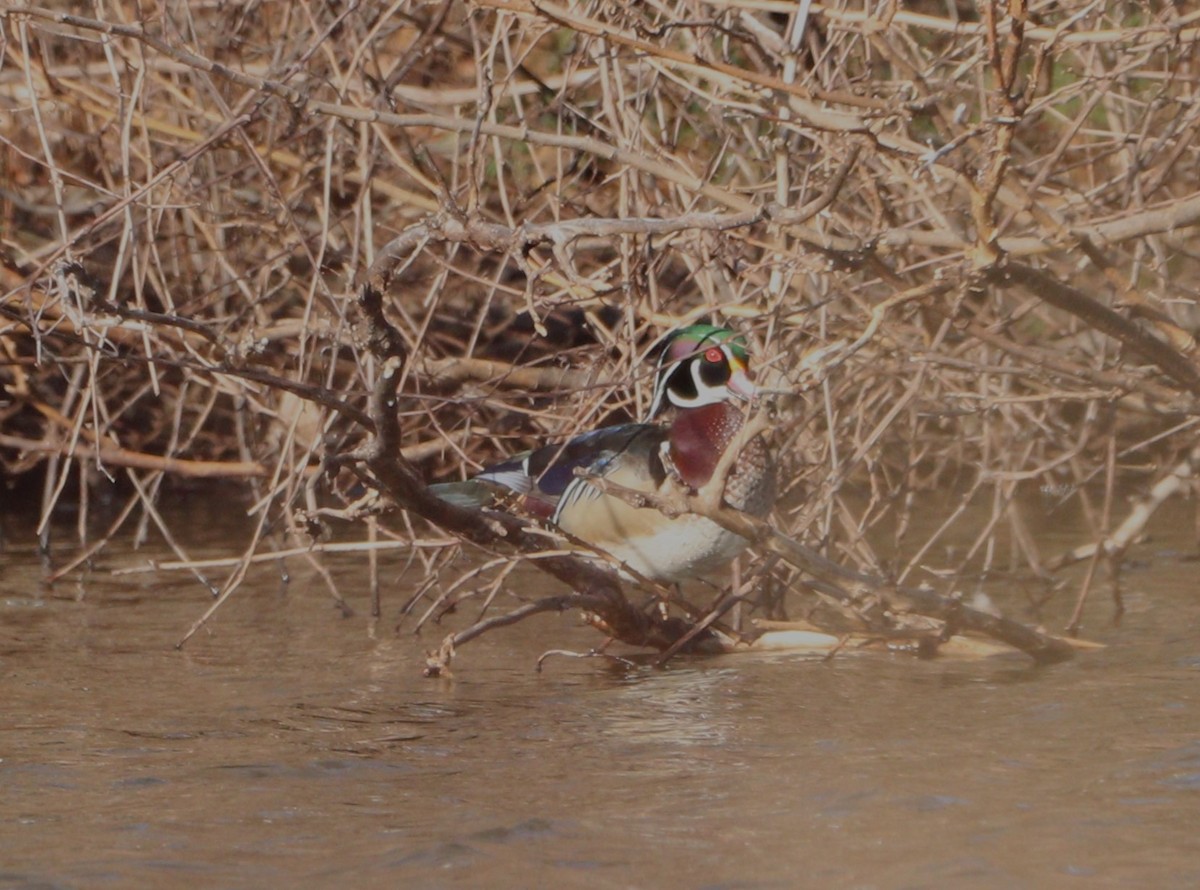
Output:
(2, 493), (1199, 889)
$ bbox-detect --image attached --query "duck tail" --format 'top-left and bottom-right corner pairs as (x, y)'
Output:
(427, 480), (496, 510)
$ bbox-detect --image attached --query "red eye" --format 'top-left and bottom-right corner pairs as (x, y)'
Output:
(703, 347), (724, 363)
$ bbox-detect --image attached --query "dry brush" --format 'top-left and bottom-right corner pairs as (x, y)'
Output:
(1, 0), (1198, 667)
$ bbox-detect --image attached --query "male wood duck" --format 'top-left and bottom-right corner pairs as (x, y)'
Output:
(431, 325), (776, 583)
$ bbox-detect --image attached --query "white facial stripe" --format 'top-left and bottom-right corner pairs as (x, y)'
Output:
(649, 337), (752, 417)
(662, 344), (739, 409)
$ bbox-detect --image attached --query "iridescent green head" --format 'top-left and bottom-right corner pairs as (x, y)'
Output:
(648, 325), (756, 418)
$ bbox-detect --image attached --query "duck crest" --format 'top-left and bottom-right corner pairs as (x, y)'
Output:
(667, 401), (746, 488)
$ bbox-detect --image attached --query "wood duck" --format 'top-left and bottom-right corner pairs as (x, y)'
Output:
(431, 325), (776, 583)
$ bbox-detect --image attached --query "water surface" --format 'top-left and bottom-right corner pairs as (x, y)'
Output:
(2, 494), (1198, 888)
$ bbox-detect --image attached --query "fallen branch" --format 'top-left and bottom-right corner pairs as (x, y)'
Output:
(996, 262), (1200, 398)
(420, 356), (605, 393)
(1049, 443), (1200, 570)
(0, 432), (268, 479)
(0, 427), (458, 480)
(581, 466), (1078, 665)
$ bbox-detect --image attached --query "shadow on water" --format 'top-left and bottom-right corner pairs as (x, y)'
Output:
(1, 492), (1199, 888)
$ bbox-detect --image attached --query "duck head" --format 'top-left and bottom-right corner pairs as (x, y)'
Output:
(647, 325), (757, 419)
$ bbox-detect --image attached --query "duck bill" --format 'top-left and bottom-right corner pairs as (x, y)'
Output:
(728, 360), (758, 401)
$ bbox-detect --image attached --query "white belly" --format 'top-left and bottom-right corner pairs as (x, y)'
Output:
(595, 513), (750, 583)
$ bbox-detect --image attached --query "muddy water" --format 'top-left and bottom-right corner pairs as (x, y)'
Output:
(2, 493), (1199, 889)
